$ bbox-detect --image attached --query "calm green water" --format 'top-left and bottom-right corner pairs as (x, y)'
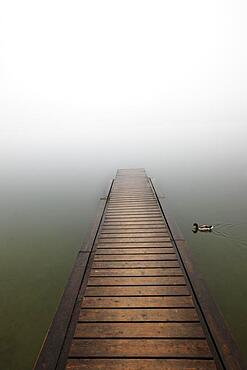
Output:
(1, 124), (247, 369)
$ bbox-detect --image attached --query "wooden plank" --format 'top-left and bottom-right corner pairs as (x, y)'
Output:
(109, 199), (155, 201)
(87, 276), (185, 286)
(108, 200), (157, 204)
(112, 189), (149, 191)
(111, 191), (151, 193)
(106, 213), (162, 217)
(66, 359), (217, 370)
(110, 191), (153, 193)
(90, 268), (183, 276)
(108, 202), (158, 206)
(110, 189), (152, 191)
(103, 224), (166, 228)
(108, 204), (157, 207)
(92, 261), (179, 268)
(81, 296), (194, 308)
(111, 187), (151, 189)
(85, 285), (191, 296)
(99, 233), (168, 238)
(112, 186), (151, 188)
(109, 197), (155, 201)
(106, 212), (162, 216)
(106, 207), (161, 212)
(102, 225), (166, 230)
(104, 219), (165, 223)
(95, 247), (174, 254)
(111, 190), (152, 192)
(112, 189), (152, 191)
(101, 229), (169, 234)
(79, 308), (199, 322)
(93, 253), (178, 268)
(112, 184), (150, 186)
(97, 243), (173, 248)
(69, 338), (210, 357)
(107, 206), (159, 210)
(106, 210), (161, 214)
(98, 237), (170, 243)
(94, 253), (176, 260)
(74, 322), (204, 338)
(111, 189), (151, 192)
(108, 200), (157, 202)
(103, 221), (165, 225)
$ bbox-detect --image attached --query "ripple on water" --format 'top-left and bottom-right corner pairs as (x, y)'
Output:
(193, 223), (247, 251)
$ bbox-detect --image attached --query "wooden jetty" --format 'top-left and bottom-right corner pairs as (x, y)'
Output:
(34, 169), (245, 370)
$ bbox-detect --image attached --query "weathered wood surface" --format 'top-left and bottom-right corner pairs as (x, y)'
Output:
(34, 169), (246, 370)
(66, 359), (217, 369)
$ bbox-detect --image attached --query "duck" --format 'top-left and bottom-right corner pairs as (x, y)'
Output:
(192, 223), (214, 232)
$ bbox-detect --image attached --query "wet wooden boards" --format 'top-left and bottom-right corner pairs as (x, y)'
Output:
(34, 169), (245, 370)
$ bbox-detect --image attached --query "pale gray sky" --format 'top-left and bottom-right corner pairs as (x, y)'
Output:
(1, 0), (247, 132)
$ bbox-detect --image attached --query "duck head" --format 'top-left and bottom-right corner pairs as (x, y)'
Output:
(192, 223), (199, 233)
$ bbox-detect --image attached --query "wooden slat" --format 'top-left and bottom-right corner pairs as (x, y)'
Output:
(111, 193), (153, 195)
(107, 201), (157, 204)
(102, 227), (167, 232)
(69, 338), (211, 357)
(107, 207), (159, 211)
(79, 308), (199, 322)
(92, 261), (179, 268)
(85, 285), (191, 296)
(87, 276), (185, 286)
(98, 237), (171, 243)
(74, 322), (204, 338)
(105, 216), (164, 220)
(110, 195), (155, 198)
(108, 204), (158, 207)
(103, 221), (165, 225)
(95, 248), (174, 254)
(108, 202), (157, 205)
(94, 253), (176, 260)
(99, 233), (168, 238)
(66, 359), (217, 369)
(97, 243), (173, 248)
(108, 201), (157, 204)
(106, 208), (160, 211)
(106, 211), (161, 215)
(81, 296), (194, 308)
(102, 225), (166, 230)
(90, 268), (183, 276)
(111, 190), (151, 192)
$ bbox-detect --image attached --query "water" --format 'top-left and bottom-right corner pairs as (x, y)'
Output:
(1, 124), (247, 369)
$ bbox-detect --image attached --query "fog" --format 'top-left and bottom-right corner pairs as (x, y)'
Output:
(1, 0), (247, 177)
(1, 1), (247, 369)
(1, 0), (247, 134)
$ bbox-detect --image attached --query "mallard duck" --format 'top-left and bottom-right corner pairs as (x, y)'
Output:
(193, 223), (214, 232)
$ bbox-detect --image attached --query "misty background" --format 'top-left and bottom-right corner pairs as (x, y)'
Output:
(1, 1), (247, 369)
